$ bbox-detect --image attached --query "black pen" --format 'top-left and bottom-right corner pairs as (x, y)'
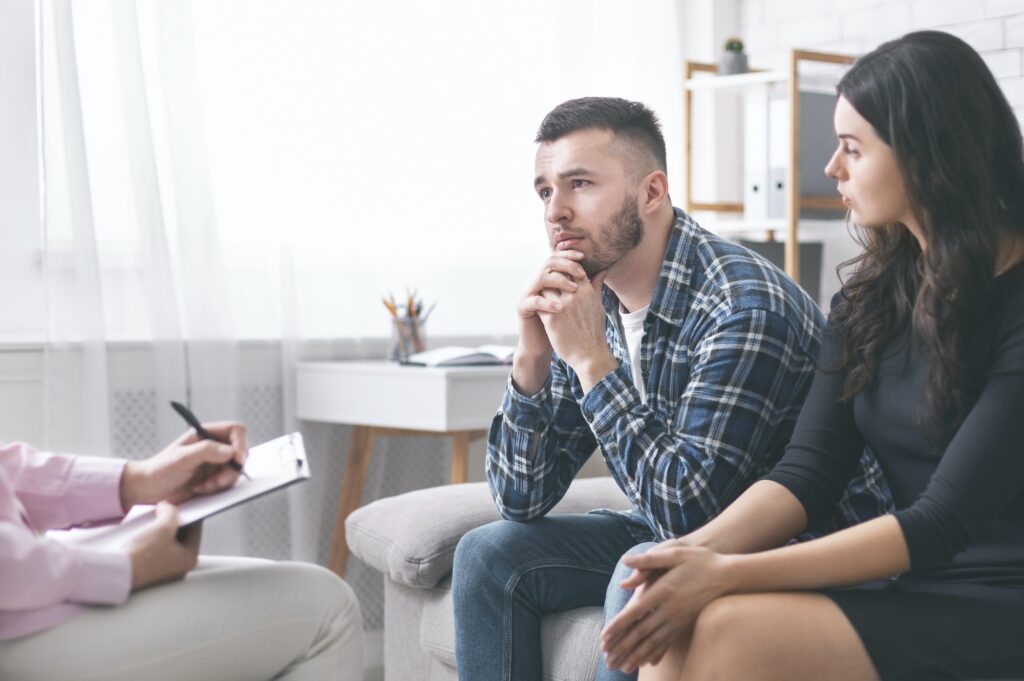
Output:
(170, 400), (250, 480)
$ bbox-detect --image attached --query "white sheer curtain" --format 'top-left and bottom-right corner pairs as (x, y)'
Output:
(42, 0), (246, 550)
(38, 0), (685, 558)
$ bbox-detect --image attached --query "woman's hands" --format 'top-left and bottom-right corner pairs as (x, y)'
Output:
(600, 543), (735, 674)
(119, 422), (248, 511)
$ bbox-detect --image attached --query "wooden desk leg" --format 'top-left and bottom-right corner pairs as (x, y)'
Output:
(450, 429), (488, 485)
(450, 431), (470, 484)
(329, 425), (375, 577)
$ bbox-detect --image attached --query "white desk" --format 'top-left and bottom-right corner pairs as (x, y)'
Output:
(295, 360), (510, 576)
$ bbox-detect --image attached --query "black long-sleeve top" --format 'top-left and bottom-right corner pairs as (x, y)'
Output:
(766, 264), (1024, 579)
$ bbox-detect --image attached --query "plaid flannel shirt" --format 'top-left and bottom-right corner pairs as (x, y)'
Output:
(487, 208), (893, 541)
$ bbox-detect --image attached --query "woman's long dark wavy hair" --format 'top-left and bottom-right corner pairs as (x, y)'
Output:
(830, 30), (1024, 451)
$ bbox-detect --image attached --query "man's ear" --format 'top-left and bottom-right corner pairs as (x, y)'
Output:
(641, 170), (669, 215)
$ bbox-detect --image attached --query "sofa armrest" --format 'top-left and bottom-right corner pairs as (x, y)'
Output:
(346, 476), (630, 589)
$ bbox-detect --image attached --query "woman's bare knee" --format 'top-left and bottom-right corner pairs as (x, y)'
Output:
(683, 594), (878, 681)
(691, 595), (747, 647)
(678, 595), (750, 679)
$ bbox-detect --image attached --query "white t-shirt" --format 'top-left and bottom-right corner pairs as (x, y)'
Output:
(618, 303), (650, 403)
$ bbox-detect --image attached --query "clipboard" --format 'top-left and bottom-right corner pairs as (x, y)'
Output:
(49, 432), (310, 551)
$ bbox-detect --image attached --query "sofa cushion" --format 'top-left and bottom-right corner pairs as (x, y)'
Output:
(347, 476), (630, 589)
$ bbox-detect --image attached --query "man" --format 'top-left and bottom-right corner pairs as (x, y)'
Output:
(0, 426), (363, 680)
(451, 97), (892, 681)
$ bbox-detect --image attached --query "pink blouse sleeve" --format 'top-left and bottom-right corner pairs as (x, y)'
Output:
(1, 442), (127, 531)
(0, 443), (131, 610)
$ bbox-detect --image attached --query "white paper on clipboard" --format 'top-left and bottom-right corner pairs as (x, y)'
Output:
(49, 432), (310, 551)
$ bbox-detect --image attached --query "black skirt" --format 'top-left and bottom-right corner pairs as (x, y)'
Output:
(824, 578), (1024, 680)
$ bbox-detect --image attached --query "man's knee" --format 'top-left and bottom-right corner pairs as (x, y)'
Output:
(453, 520), (535, 594)
(603, 542), (657, 619)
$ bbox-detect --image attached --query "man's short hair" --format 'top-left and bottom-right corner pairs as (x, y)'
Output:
(535, 97), (667, 177)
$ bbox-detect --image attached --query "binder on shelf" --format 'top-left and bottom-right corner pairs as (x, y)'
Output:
(767, 95), (789, 220)
(761, 92), (845, 220)
(742, 89), (770, 222)
(768, 167), (787, 220)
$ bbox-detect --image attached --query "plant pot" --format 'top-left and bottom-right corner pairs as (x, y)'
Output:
(719, 51), (748, 75)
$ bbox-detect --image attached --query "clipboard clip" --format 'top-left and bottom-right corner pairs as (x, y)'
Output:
(279, 433), (305, 474)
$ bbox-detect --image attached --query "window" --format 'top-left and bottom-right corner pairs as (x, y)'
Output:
(19, 0), (685, 342)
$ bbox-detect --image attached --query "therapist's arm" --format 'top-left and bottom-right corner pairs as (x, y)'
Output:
(2, 442), (129, 531)
(0, 439), (213, 612)
(0, 500), (200, 610)
(2, 426), (247, 531)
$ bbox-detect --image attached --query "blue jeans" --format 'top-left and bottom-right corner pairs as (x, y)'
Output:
(452, 513), (653, 681)
(594, 542), (658, 681)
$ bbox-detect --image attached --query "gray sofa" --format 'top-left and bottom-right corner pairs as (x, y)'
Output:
(346, 476), (631, 681)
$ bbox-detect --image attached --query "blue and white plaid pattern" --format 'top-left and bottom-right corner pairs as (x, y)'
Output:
(487, 208), (892, 541)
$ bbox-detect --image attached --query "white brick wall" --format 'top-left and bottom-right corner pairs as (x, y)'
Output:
(738, 0), (1024, 122)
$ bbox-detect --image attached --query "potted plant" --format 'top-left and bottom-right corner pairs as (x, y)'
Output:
(719, 36), (748, 75)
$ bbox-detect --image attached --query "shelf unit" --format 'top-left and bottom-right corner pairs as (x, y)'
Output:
(683, 49), (856, 280)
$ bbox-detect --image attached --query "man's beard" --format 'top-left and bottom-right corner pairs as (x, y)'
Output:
(580, 198), (644, 278)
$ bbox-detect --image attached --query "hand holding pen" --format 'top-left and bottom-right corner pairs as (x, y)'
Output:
(119, 407), (249, 510)
(170, 401), (250, 479)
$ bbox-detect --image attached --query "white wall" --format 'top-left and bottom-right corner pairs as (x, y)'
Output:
(740, 0), (1024, 121)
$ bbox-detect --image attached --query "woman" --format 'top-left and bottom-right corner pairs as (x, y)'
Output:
(600, 30), (1024, 680)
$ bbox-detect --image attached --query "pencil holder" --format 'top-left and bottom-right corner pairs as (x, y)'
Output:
(391, 317), (426, 363)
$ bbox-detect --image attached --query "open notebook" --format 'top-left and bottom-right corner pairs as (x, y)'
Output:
(48, 432), (310, 551)
(403, 344), (515, 367)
